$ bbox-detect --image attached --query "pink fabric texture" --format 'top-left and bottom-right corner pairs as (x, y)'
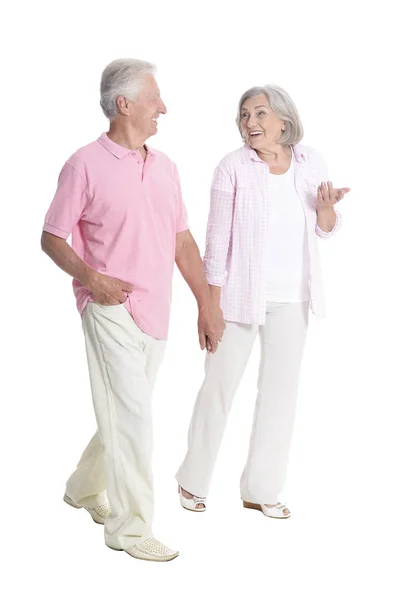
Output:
(204, 144), (341, 323)
(43, 133), (189, 339)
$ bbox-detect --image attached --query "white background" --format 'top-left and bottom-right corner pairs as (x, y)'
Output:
(2, 0), (399, 598)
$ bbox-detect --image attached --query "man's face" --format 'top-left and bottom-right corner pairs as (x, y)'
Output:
(128, 74), (167, 139)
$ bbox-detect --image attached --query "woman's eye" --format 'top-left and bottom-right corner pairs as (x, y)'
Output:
(257, 111), (266, 117)
(241, 113), (249, 119)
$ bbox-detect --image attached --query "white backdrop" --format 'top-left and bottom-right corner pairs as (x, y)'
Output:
(2, 0), (398, 598)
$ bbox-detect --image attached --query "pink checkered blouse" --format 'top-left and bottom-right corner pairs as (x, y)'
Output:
(203, 143), (341, 324)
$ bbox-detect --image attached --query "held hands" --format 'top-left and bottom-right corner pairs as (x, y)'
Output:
(317, 181), (350, 210)
(86, 271), (134, 305)
(198, 302), (226, 354)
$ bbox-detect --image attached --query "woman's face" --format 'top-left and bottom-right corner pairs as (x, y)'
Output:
(240, 94), (285, 149)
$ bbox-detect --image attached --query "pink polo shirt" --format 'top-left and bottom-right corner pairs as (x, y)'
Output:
(43, 133), (189, 339)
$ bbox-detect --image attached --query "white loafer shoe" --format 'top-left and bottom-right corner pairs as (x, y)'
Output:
(63, 494), (111, 525)
(178, 486), (206, 512)
(108, 538), (179, 562)
(243, 500), (291, 519)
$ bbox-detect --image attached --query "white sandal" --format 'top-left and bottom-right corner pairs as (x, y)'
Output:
(243, 500), (291, 519)
(178, 486), (206, 512)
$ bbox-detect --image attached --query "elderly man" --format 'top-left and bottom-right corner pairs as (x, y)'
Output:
(41, 58), (225, 562)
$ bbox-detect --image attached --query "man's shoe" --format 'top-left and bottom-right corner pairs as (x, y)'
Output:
(63, 494), (111, 525)
(108, 537), (179, 562)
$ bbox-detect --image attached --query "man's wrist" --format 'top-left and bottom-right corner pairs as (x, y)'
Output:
(80, 265), (97, 290)
(198, 298), (211, 313)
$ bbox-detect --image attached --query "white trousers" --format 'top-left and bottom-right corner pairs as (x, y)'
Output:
(176, 301), (309, 504)
(65, 302), (166, 550)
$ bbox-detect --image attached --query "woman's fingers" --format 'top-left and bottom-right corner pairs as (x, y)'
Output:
(322, 181), (329, 201)
(207, 333), (219, 353)
(333, 186), (351, 203)
(318, 182), (350, 206)
(327, 181), (336, 203)
(318, 182), (330, 205)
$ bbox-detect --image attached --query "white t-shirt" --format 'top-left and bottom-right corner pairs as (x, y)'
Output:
(265, 152), (310, 302)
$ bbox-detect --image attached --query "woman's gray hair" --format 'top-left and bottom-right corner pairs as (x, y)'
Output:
(100, 58), (156, 120)
(236, 84), (304, 145)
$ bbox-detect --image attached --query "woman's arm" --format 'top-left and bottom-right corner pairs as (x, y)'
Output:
(203, 160), (235, 291)
(312, 151), (348, 238)
(316, 204), (340, 235)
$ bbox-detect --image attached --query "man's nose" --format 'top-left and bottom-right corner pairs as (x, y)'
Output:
(159, 98), (167, 114)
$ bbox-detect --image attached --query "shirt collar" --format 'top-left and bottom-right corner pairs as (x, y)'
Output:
(97, 132), (156, 159)
(243, 143), (306, 163)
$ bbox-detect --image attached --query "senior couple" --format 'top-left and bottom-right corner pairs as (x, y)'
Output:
(41, 58), (349, 562)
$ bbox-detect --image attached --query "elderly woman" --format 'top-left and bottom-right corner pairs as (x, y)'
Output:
(176, 85), (350, 518)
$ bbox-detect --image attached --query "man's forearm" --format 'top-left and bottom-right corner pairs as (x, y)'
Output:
(175, 234), (211, 310)
(41, 231), (94, 287)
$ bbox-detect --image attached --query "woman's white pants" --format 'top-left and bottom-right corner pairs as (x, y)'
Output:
(176, 301), (309, 504)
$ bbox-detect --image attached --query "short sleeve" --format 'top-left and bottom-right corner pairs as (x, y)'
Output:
(43, 162), (89, 239)
(173, 163), (189, 233)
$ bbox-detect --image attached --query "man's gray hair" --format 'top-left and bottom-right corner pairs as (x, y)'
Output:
(100, 58), (156, 120)
(236, 84), (304, 145)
